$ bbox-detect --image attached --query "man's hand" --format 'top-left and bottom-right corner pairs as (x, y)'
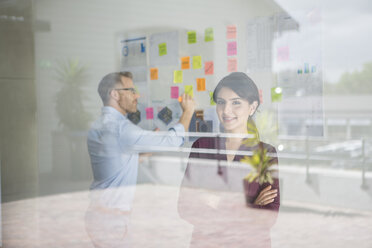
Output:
(178, 93), (195, 131)
(179, 93), (195, 114)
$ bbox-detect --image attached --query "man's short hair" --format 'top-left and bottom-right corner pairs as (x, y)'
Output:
(98, 71), (133, 105)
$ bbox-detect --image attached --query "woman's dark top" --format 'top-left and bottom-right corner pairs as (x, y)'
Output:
(178, 136), (280, 248)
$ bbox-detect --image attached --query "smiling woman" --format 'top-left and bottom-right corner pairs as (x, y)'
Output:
(178, 72), (280, 248)
(214, 72), (260, 136)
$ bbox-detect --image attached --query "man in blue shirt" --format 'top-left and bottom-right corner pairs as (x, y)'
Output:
(85, 71), (194, 247)
(87, 71), (194, 209)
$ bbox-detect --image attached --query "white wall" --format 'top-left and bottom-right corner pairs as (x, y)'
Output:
(34, 0), (282, 174)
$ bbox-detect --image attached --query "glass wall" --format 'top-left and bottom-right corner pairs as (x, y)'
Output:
(1, 0), (371, 247)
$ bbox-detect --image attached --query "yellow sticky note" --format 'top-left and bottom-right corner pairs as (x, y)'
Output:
(209, 92), (216, 105)
(185, 85), (193, 97)
(271, 87), (282, 102)
(173, 70), (183, 83)
(159, 43), (167, 56)
(192, 56), (202, 69)
(181, 56), (190, 69)
(150, 68), (158, 80)
(196, 78), (206, 91)
(205, 27), (214, 42)
(188, 31), (197, 44)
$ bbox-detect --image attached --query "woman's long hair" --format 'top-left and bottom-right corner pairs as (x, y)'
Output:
(213, 72), (260, 144)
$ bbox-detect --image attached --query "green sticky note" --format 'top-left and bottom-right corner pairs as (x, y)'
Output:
(192, 55), (202, 69)
(205, 27), (214, 42)
(173, 70), (183, 83)
(271, 87), (282, 102)
(209, 91), (216, 105)
(188, 31), (197, 44)
(159, 43), (167, 56)
(185, 85), (193, 97)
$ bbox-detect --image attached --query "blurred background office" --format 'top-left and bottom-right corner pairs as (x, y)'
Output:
(0, 0), (371, 247)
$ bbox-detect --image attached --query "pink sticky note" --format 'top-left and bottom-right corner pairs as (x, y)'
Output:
(277, 46), (289, 61)
(227, 58), (237, 72)
(204, 61), (214, 75)
(227, 25), (237, 39)
(259, 89), (263, 104)
(146, 107), (154, 120)
(227, 41), (237, 56)
(171, 86), (179, 99)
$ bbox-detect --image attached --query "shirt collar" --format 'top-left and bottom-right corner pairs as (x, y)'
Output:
(102, 106), (127, 120)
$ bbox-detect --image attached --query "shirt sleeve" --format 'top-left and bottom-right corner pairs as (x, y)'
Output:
(119, 120), (185, 152)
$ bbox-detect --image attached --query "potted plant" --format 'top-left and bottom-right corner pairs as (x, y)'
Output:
(54, 59), (92, 131)
(51, 59), (93, 185)
(240, 142), (277, 206)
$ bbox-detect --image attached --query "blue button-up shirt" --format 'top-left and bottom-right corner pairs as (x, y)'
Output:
(87, 106), (185, 210)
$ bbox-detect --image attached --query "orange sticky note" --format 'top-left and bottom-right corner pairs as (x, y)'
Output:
(150, 68), (158, 80)
(227, 58), (237, 72)
(181, 56), (190, 69)
(178, 96), (182, 102)
(227, 25), (237, 39)
(196, 78), (206, 91)
(204, 61), (214, 75)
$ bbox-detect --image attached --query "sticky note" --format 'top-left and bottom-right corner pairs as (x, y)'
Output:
(188, 31), (197, 44)
(171, 86), (179, 99)
(158, 43), (167, 56)
(173, 70), (183, 83)
(185, 85), (193, 97)
(227, 25), (237, 39)
(196, 78), (206, 91)
(150, 68), (158, 80)
(271, 87), (282, 102)
(204, 61), (214, 75)
(259, 89), (263, 104)
(227, 58), (237, 72)
(205, 27), (214, 42)
(192, 56), (202, 69)
(227, 41), (237, 56)
(209, 92), (216, 105)
(181, 56), (190, 69)
(146, 107), (154, 120)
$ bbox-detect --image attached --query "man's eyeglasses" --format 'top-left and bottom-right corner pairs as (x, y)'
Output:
(114, 88), (137, 94)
